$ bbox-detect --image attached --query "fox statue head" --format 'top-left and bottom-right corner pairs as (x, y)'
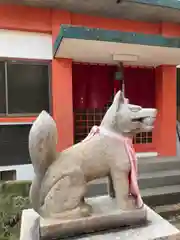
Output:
(101, 91), (157, 135)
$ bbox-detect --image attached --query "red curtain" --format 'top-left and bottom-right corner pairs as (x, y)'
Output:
(72, 63), (115, 109)
(124, 67), (155, 108)
(72, 63), (155, 110)
(72, 63), (89, 109)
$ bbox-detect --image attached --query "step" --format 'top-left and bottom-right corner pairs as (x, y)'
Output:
(138, 156), (180, 174)
(86, 170), (180, 198)
(139, 170), (180, 189)
(86, 183), (180, 203)
(153, 203), (180, 220)
(86, 184), (180, 206)
(141, 185), (180, 207)
(86, 178), (108, 198)
(167, 213), (180, 230)
(138, 156), (180, 164)
(171, 221), (180, 230)
(85, 156), (180, 198)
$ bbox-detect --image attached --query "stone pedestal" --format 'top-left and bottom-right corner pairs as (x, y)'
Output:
(41, 196), (147, 239)
(20, 196), (179, 240)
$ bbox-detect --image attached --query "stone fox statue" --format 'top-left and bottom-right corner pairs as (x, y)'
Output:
(29, 91), (157, 219)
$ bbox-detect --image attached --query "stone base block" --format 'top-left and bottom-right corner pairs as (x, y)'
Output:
(20, 195), (179, 240)
(41, 196), (147, 239)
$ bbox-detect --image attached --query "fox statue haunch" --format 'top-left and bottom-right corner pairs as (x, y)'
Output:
(29, 91), (157, 219)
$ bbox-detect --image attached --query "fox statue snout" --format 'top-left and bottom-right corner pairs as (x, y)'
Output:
(29, 91), (157, 219)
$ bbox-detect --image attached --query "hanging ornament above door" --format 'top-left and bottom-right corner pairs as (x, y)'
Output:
(113, 54), (139, 97)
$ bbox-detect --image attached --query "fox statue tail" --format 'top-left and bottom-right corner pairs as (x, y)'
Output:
(29, 111), (58, 211)
(29, 110), (58, 177)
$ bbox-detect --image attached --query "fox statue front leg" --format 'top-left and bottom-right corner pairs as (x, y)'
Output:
(110, 163), (136, 210)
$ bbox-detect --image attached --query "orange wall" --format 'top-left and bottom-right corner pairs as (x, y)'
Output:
(52, 58), (74, 151)
(0, 4), (178, 154)
(0, 5), (175, 36)
(71, 14), (161, 34)
(155, 66), (177, 156)
(0, 5), (51, 33)
(0, 117), (36, 123)
(50, 11), (179, 153)
(161, 22), (180, 37)
(0, 5), (179, 38)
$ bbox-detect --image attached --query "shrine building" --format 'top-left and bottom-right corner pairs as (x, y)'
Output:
(0, 1), (179, 180)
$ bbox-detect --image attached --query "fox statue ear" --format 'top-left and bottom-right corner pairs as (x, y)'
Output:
(113, 90), (124, 111)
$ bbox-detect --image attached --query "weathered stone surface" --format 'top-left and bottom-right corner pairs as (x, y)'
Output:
(20, 204), (179, 240)
(20, 209), (40, 240)
(40, 196), (147, 239)
(151, 233), (180, 240)
(29, 91), (157, 222)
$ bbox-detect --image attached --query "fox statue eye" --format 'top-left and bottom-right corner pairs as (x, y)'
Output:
(130, 107), (141, 112)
